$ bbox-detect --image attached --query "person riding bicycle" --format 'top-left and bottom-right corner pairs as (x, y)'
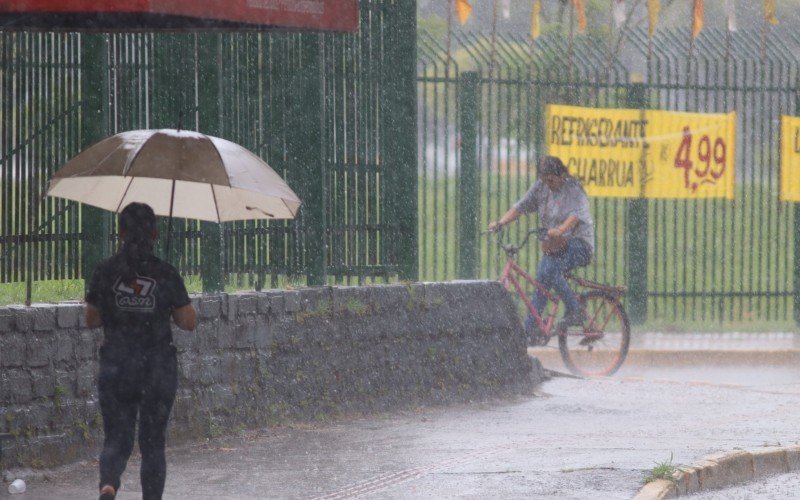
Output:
(488, 155), (594, 337)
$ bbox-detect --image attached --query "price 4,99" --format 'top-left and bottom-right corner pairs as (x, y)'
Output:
(674, 126), (727, 192)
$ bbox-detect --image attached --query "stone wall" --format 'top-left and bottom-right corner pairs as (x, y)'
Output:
(0, 281), (540, 470)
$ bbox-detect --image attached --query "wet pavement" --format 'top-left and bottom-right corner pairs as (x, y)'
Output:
(688, 472), (800, 499)
(3, 332), (800, 499)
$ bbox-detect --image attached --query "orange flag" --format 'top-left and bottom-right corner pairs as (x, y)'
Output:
(647, 0), (660, 39)
(691, 0), (704, 39)
(764, 0), (779, 25)
(573, 0), (587, 33)
(531, 0), (542, 39)
(455, 0), (472, 26)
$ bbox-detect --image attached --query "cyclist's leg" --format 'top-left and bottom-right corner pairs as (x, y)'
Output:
(526, 253), (564, 336)
(532, 254), (558, 314)
(542, 239), (591, 323)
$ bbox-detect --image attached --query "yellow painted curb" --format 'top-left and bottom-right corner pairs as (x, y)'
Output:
(633, 479), (675, 499)
(634, 445), (800, 498)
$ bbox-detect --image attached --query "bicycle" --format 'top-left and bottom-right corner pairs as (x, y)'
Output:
(489, 227), (631, 377)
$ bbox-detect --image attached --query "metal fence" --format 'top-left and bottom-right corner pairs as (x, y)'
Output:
(5, 17), (800, 326)
(0, 0), (417, 302)
(418, 27), (800, 325)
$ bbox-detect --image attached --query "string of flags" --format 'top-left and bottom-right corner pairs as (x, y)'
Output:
(450, 0), (779, 39)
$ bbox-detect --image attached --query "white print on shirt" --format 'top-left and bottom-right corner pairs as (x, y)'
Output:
(113, 275), (157, 311)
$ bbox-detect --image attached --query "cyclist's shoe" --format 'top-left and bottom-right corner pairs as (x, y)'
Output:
(558, 310), (584, 330)
(524, 321), (549, 346)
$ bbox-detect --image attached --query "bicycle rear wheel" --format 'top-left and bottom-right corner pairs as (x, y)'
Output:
(558, 291), (630, 377)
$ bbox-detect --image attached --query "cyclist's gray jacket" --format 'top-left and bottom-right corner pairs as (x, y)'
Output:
(514, 178), (595, 254)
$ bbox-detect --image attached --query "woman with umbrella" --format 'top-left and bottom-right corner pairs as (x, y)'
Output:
(84, 202), (197, 500)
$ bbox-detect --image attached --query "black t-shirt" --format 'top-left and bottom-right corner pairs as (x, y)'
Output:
(86, 253), (191, 350)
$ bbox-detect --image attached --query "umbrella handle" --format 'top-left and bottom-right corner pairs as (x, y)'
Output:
(165, 180), (176, 262)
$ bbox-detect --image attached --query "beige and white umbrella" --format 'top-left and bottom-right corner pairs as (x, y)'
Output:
(47, 129), (301, 222)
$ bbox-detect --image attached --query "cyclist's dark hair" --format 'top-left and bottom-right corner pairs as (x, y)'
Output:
(537, 155), (569, 177)
(118, 202), (157, 283)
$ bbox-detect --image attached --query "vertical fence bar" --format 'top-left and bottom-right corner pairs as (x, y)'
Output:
(197, 34), (223, 292)
(289, 35), (325, 285)
(457, 71), (479, 279)
(625, 80), (648, 324)
(80, 34), (110, 293)
(383, 0), (418, 281)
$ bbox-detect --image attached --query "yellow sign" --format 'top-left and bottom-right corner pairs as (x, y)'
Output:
(545, 104), (646, 198)
(645, 110), (736, 199)
(545, 104), (736, 199)
(781, 115), (800, 202)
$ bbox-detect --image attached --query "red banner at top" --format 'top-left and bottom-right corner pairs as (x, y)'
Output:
(0, 0), (359, 32)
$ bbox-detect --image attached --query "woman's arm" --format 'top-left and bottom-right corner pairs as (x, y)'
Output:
(488, 207), (522, 232)
(172, 303), (197, 331)
(85, 303), (102, 328)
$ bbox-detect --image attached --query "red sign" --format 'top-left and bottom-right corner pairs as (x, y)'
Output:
(0, 0), (359, 32)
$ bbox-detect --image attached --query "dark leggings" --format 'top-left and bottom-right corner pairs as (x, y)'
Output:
(98, 345), (177, 500)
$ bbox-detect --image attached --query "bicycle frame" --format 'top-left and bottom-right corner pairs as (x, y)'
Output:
(499, 257), (562, 338)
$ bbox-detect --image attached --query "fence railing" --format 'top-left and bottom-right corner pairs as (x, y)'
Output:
(0, 0), (417, 303)
(4, 19), (800, 326)
(417, 27), (800, 325)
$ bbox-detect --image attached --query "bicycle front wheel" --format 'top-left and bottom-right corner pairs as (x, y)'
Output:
(558, 291), (630, 377)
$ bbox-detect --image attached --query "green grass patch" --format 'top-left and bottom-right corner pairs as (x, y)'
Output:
(643, 453), (678, 484)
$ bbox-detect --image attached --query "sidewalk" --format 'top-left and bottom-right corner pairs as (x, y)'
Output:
(532, 331), (800, 371)
(3, 332), (800, 499)
(629, 331), (800, 351)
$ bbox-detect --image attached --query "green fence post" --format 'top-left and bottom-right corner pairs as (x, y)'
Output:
(626, 81), (648, 325)
(80, 34), (110, 291)
(795, 204), (800, 326)
(458, 71), (480, 279)
(382, 0), (418, 281)
(289, 35), (325, 286)
(196, 34), (224, 292)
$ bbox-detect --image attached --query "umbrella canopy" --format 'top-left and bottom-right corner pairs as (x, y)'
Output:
(47, 129), (301, 222)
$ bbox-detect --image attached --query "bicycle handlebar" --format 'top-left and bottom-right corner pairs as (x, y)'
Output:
(484, 226), (548, 256)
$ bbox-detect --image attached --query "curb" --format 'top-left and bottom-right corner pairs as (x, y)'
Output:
(633, 445), (800, 499)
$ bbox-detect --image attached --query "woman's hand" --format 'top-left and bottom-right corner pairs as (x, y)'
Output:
(549, 215), (579, 238)
(488, 221), (503, 233)
(172, 304), (197, 331)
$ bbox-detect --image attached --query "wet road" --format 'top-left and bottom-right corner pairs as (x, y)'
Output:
(5, 346), (800, 500)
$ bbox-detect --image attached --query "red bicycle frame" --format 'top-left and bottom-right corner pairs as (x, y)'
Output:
(499, 258), (562, 337)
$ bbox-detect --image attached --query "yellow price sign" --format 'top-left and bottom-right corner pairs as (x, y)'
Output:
(780, 115), (800, 202)
(544, 105), (736, 199)
(645, 110), (736, 199)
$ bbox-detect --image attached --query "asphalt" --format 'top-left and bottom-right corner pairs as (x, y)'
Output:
(2, 331), (799, 499)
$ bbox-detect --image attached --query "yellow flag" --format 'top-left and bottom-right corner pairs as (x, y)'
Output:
(691, 0), (704, 39)
(647, 0), (660, 39)
(573, 0), (587, 33)
(455, 0), (472, 26)
(531, 0), (541, 39)
(764, 0), (779, 25)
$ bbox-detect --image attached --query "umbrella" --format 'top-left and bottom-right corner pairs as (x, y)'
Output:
(47, 129), (301, 222)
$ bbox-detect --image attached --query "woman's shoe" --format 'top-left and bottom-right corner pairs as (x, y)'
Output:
(99, 485), (116, 500)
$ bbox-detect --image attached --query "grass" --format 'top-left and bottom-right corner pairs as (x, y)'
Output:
(643, 453), (678, 484)
(1, 172), (797, 327)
